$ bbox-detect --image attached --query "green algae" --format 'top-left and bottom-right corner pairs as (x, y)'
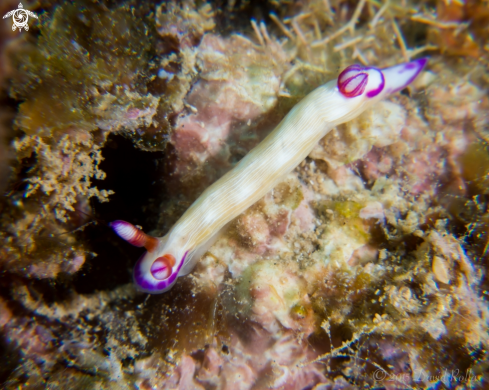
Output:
(459, 141), (489, 195)
(236, 260), (307, 316)
(332, 200), (364, 219)
(290, 303), (308, 319)
(318, 200), (371, 243)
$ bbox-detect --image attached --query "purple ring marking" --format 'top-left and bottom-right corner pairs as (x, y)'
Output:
(110, 220), (138, 244)
(366, 69), (385, 98)
(133, 251), (188, 292)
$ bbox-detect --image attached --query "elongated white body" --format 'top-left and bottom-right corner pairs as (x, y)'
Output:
(112, 59), (427, 293)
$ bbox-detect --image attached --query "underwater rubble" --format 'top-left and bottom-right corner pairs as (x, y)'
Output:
(1, 0), (489, 389)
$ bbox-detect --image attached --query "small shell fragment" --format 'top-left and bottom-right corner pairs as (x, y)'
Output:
(432, 256), (450, 284)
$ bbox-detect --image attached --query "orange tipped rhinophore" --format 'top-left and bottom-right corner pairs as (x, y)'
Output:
(110, 220), (158, 252)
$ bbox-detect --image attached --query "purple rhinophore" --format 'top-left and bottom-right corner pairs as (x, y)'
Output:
(337, 65), (369, 98)
(133, 251), (188, 293)
(110, 220), (135, 241)
(109, 219), (147, 248)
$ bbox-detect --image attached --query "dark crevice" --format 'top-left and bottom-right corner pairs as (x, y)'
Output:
(213, 0), (278, 36)
(72, 134), (166, 294)
(0, 338), (20, 386)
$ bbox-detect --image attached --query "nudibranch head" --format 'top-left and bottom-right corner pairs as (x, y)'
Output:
(110, 220), (185, 293)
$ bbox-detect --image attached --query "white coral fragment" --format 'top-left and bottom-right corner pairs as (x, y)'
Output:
(432, 255), (450, 284)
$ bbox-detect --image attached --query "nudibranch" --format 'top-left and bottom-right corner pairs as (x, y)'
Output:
(111, 58), (428, 294)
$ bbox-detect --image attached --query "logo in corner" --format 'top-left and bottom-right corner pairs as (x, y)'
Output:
(3, 3), (38, 32)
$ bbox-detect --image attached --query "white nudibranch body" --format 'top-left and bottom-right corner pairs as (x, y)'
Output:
(111, 59), (428, 293)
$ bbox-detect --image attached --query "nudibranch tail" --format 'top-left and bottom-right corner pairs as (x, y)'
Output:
(337, 58), (428, 101)
(110, 220), (158, 252)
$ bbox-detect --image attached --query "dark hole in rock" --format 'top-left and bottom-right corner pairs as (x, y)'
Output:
(213, 0), (275, 35)
(72, 134), (166, 294)
(0, 337), (20, 385)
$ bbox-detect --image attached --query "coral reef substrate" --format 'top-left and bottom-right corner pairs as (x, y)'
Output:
(1, 0), (489, 389)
